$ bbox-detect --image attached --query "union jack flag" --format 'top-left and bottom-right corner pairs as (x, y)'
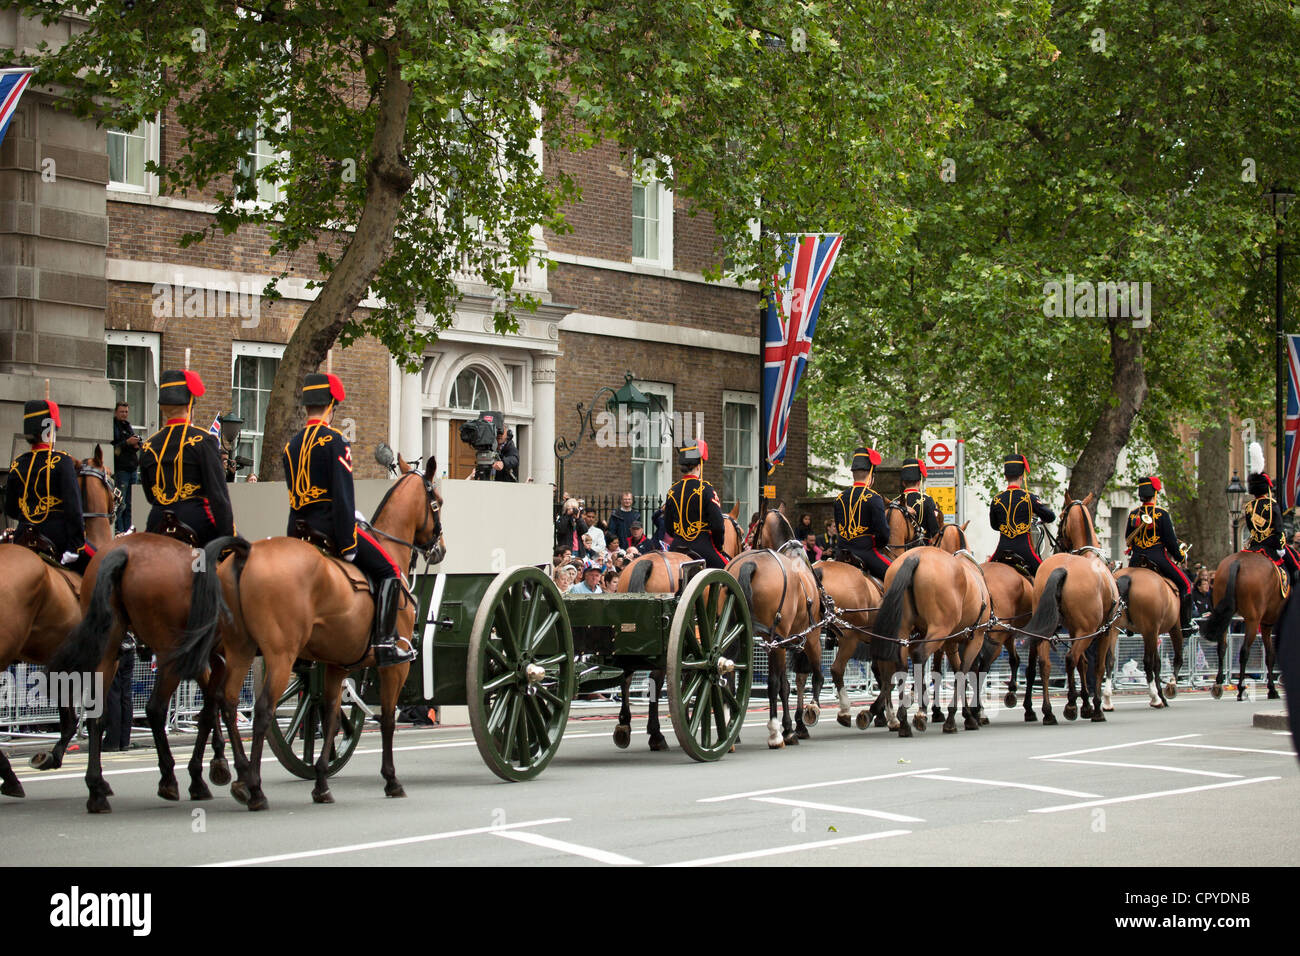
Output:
(0, 68), (34, 149)
(763, 234), (843, 465)
(1285, 334), (1300, 510)
(208, 414), (223, 439)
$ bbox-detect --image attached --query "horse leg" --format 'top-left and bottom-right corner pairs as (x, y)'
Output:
(794, 670), (809, 739)
(1263, 627), (1279, 699)
(146, 669), (182, 801)
(186, 678), (217, 800)
(1151, 637), (1168, 709)
(1022, 641), (1038, 721)
(944, 669), (965, 734)
(806, 644), (824, 729)
(1213, 632), (1227, 698)
(1038, 641), (1056, 725)
(613, 672), (633, 748)
(766, 650), (783, 748)
(220, 650), (255, 805)
(1166, 626), (1184, 699)
(1237, 620), (1258, 701)
(378, 665), (407, 797)
(0, 734), (24, 797)
(832, 642), (853, 727)
(647, 669), (669, 751)
(930, 648), (945, 723)
(781, 668), (798, 746)
(1089, 636), (1109, 722)
(204, 655), (231, 787)
(911, 657), (929, 733)
(30, 701), (79, 773)
(311, 665), (347, 804)
(246, 655), (294, 811)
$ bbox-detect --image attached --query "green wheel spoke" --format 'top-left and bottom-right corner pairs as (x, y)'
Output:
(719, 680), (741, 715)
(679, 660), (711, 670)
(523, 695), (551, 754)
(509, 585), (526, 652)
(486, 690), (513, 736)
(283, 692), (310, 746)
(493, 604), (519, 659)
(689, 684), (712, 739)
(535, 683), (566, 710)
(715, 596), (735, 647)
(514, 696), (533, 765)
(530, 610), (561, 653)
(718, 623), (746, 655)
(732, 663), (749, 673)
(484, 641), (510, 670)
(301, 703), (317, 765)
(483, 671), (517, 694)
(712, 685), (729, 741)
(504, 695), (523, 765)
(694, 592), (715, 652)
(524, 584), (544, 649)
(535, 652), (567, 670)
(337, 707), (356, 740)
(681, 670), (708, 708)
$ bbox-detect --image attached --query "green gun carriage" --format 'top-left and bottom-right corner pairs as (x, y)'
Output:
(263, 562), (755, 783)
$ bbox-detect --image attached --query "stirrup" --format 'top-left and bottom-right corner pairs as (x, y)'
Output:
(373, 636), (416, 667)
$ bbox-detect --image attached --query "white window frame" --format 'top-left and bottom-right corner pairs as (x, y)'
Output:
(230, 342), (285, 478)
(631, 380), (673, 499)
(238, 113), (289, 208)
(106, 115), (160, 195)
(722, 390), (759, 520)
(632, 165), (673, 268)
(105, 331), (161, 435)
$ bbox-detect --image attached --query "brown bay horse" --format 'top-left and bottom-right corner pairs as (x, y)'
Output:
(1022, 493), (1121, 725)
(814, 559), (884, 730)
(1114, 566), (1183, 708)
(0, 451), (118, 797)
(612, 502), (741, 751)
(1198, 550), (1284, 700)
(192, 456), (441, 810)
(871, 545), (991, 735)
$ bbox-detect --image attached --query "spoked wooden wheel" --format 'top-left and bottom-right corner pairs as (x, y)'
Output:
(667, 568), (754, 761)
(468, 566), (574, 782)
(257, 661), (372, 780)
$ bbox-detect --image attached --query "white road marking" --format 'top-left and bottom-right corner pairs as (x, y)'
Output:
(1029, 733), (1201, 760)
(660, 829), (911, 866)
(752, 796), (925, 823)
(1043, 758), (1241, 779)
(492, 830), (642, 865)
(698, 768), (949, 803)
(1157, 743), (1294, 756)
(915, 773), (1100, 798)
(201, 817), (570, 867)
(14, 766), (156, 783)
(1029, 777), (1282, 814)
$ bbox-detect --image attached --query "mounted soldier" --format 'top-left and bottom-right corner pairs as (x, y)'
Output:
(663, 439), (728, 569)
(284, 372), (415, 665)
(4, 398), (92, 573)
(897, 457), (943, 545)
(1241, 454), (1300, 588)
(834, 446), (891, 581)
(1125, 475), (1193, 629)
(989, 452), (1054, 577)
(139, 369), (233, 546)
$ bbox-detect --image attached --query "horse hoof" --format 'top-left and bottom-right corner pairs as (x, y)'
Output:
(1268, 688), (1281, 700)
(158, 781), (180, 802)
(385, 782), (407, 798)
(1043, 712), (1058, 726)
(803, 705), (820, 727)
(874, 713), (888, 728)
(783, 731), (800, 746)
(1165, 683), (1178, 699)
(103, 781), (114, 797)
(1, 780), (25, 799)
(230, 781), (250, 805)
(1211, 684), (1223, 700)
(942, 719), (958, 734)
(964, 716), (980, 731)
(209, 758), (231, 787)
(189, 782), (213, 801)
(1091, 711), (1106, 723)
(246, 795), (269, 812)
(979, 715), (990, 726)
(1004, 692), (1017, 708)
(1081, 704), (1094, 719)
(931, 708), (943, 723)
(1024, 710), (1037, 723)
(767, 738), (785, 750)
(648, 735), (670, 752)
(612, 724), (631, 749)
(1064, 705), (1078, 721)
(1148, 699), (1163, 709)
(795, 726), (810, 740)
(855, 711), (870, 730)
(28, 751), (58, 771)
(86, 796), (112, 814)
(897, 721), (913, 738)
(312, 788), (334, 805)
(838, 714), (852, 728)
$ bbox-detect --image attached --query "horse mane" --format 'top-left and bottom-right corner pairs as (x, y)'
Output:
(766, 511), (797, 546)
(371, 471), (420, 524)
(1058, 497), (1097, 553)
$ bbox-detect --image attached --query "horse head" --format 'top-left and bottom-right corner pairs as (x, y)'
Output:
(1059, 492), (1099, 553)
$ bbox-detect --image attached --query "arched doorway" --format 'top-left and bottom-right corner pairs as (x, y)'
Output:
(446, 366), (496, 479)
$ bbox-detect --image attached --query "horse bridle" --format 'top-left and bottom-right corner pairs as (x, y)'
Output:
(885, 501), (928, 555)
(78, 464), (121, 520)
(1056, 498), (1096, 555)
(361, 471), (443, 574)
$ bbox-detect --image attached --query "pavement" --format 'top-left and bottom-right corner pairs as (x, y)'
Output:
(2, 688), (1295, 867)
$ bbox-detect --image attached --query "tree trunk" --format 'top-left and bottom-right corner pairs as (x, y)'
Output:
(1066, 318), (1149, 502)
(257, 38), (415, 481)
(1156, 415), (1232, 566)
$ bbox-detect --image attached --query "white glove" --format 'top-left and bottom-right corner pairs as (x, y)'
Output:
(345, 552), (356, 562)
(355, 510), (366, 523)
(61, 551), (79, 566)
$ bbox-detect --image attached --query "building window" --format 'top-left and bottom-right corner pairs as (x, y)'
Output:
(723, 392), (759, 522)
(632, 173), (673, 267)
(105, 332), (160, 436)
(631, 382), (673, 499)
(107, 118), (157, 193)
(449, 367), (493, 411)
(231, 344), (283, 476)
(239, 119), (287, 205)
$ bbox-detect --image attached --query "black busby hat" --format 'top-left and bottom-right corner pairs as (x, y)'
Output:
(159, 369), (205, 406)
(1137, 475), (1161, 500)
(22, 399), (61, 440)
(1248, 472), (1272, 496)
(1004, 453), (1029, 480)
(678, 441), (705, 469)
(300, 372), (345, 406)
(851, 447), (882, 473)
(901, 457), (927, 484)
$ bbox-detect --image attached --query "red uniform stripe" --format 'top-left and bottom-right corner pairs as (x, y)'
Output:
(358, 528), (401, 576)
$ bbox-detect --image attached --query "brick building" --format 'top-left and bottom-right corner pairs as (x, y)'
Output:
(1, 12), (808, 527)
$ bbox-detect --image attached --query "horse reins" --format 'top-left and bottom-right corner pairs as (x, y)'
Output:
(78, 464), (121, 520)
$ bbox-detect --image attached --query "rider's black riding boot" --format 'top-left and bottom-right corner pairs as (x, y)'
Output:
(1180, 591), (1195, 632)
(372, 577), (415, 666)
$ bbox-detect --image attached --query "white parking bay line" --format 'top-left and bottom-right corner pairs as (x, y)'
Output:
(661, 829), (911, 867)
(493, 830), (642, 865)
(1043, 758), (1241, 779)
(915, 773), (1100, 799)
(1157, 743), (1295, 756)
(1029, 733), (1201, 761)
(15, 766), (156, 783)
(698, 768), (949, 803)
(201, 817), (571, 867)
(752, 796), (925, 823)
(1029, 777), (1281, 814)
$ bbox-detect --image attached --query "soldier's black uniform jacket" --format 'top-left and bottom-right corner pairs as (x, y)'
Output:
(897, 488), (943, 542)
(1244, 494), (1284, 553)
(990, 485), (1055, 573)
(4, 445), (85, 556)
(140, 418), (233, 545)
(284, 419), (359, 557)
(835, 482), (891, 579)
(1126, 502), (1191, 596)
(664, 474), (727, 568)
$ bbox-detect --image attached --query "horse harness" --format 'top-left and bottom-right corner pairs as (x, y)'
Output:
(77, 464), (122, 521)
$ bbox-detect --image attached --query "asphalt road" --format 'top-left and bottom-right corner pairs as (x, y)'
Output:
(3, 690), (1295, 867)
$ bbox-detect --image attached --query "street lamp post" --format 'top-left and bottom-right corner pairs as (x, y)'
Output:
(1265, 184), (1294, 507)
(553, 371), (668, 504)
(1226, 470), (1246, 552)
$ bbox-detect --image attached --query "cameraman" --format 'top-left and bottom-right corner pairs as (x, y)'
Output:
(556, 497), (587, 553)
(492, 424), (518, 482)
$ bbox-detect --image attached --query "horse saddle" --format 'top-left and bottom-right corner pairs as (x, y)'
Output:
(13, 527), (57, 561)
(1244, 546), (1292, 599)
(992, 551), (1036, 583)
(156, 511), (199, 546)
(291, 522), (370, 594)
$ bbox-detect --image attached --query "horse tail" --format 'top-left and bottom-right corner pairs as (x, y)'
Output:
(736, 558), (758, 614)
(1025, 566), (1068, 640)
(52, 549), (128, 674)
(976, 635), (1002, 671)
(1200, 559), (1239, 644)
(627, 557), (654, 593)
(872, 554), (918, 663)
(1115, 571), (1133, 611)
(170, 536), (244, 681)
